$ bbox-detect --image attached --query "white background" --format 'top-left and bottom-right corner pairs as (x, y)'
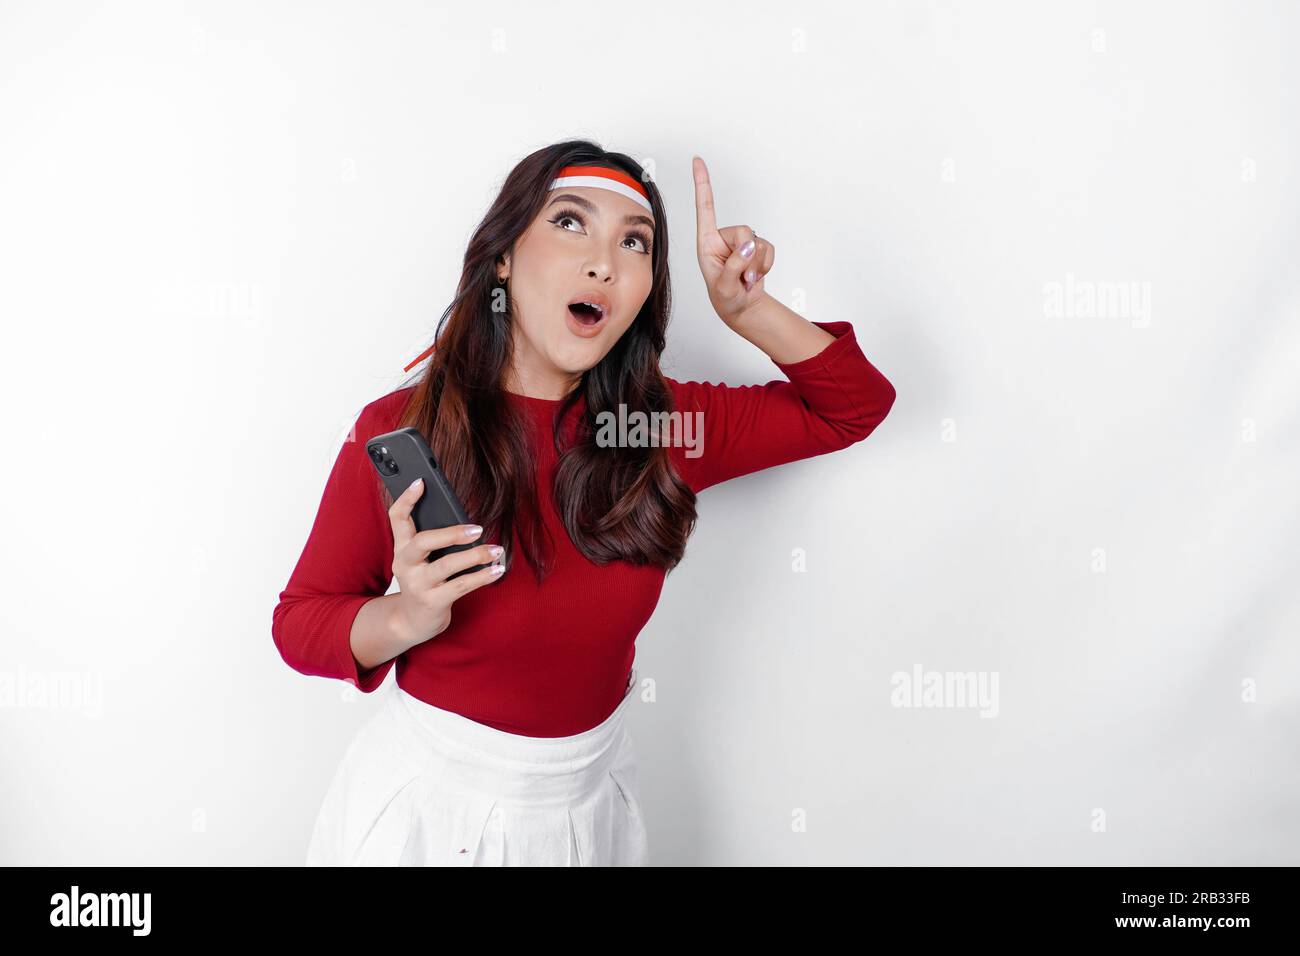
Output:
(1, 0), (1296, 865)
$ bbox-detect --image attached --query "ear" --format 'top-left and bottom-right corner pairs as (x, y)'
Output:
(496, 252), (510, 281)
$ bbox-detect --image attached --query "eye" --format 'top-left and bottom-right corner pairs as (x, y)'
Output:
(549, 206), (589, 236)
(624, 230), (653, 255)
(551, 210), (585, 234)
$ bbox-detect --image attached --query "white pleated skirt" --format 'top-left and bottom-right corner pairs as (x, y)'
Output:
(305, 666), (648, 866)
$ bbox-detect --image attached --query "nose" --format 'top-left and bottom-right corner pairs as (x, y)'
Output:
(583, 254), (616, 283)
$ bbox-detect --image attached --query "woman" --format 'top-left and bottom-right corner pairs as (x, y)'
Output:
(272, 140), (898, 866)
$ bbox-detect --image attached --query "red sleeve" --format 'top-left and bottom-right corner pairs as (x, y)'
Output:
(271, 395), (403, 692)
(667, 320), (897, 494)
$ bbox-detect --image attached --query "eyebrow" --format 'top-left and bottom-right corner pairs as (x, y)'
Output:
(546, 192), (655, 231)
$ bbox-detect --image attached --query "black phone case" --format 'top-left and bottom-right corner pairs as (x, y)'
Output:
(365, 427), (490, 580)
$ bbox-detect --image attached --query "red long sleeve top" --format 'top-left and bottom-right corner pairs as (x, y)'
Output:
(271, 320), (897, 737)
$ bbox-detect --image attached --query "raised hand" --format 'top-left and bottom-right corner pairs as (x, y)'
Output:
(692, 154), (776, 326)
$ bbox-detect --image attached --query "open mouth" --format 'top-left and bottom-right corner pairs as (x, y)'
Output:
(567, 301), (607, 325)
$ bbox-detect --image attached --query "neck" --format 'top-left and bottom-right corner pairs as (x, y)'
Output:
(503, 369), (581, 402)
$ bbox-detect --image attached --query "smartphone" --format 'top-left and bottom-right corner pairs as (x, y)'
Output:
(365, 427), (491, 579)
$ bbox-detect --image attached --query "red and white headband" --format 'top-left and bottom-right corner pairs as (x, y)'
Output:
(547, 164), (653, 212)
(403, 165), (651, 371)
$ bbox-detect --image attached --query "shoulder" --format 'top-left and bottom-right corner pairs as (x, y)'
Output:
(356, 385), (417, 436)
(659, 377), (724, 491)
(662, 375), (729, 413)
(662, 373), (784, 417)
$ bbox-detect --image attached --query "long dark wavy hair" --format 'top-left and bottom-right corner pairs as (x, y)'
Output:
(390, 139), (697, 583)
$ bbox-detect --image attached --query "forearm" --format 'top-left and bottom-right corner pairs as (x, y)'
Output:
(349, 593), (412, 673)
(727, 291), (835, 365)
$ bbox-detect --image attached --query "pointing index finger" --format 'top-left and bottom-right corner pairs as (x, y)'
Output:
(692, 155), (717, 240)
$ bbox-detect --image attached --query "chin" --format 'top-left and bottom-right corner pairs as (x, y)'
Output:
(548, 337), (605, 369)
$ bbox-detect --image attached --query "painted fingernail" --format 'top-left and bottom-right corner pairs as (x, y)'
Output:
(408, 478), (423, 490)
(464, 524), (483, 537)
(488, 545), (504, 558)
(745, 269), (757, 282)
(739, 239), (755, 258)
(489, 564), (506, 575)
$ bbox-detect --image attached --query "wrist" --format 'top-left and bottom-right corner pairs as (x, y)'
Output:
(385, 594), (418, 654)
(725, 291), (779, 339)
